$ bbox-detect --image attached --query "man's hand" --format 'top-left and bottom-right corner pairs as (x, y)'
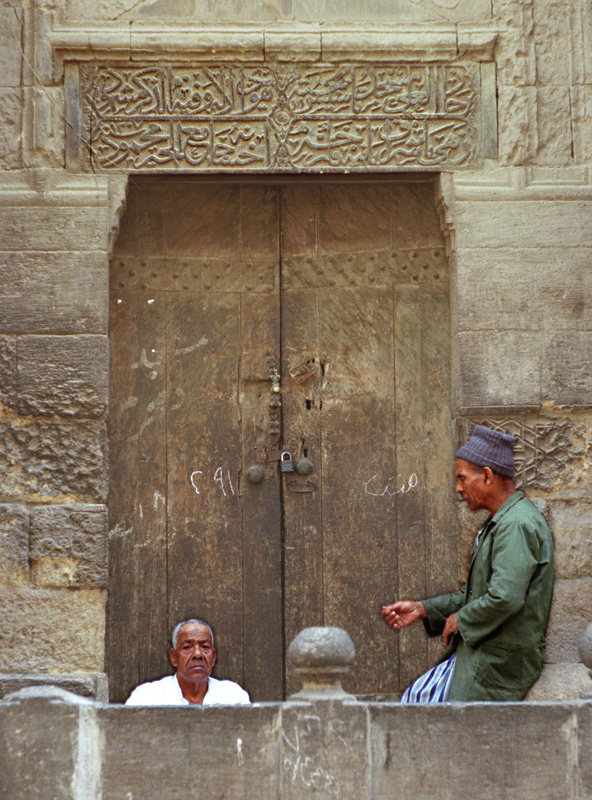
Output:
(442, 612), (459, 647)
(381, 601), (427, 632)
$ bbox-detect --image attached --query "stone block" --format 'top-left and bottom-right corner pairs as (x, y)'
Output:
(497, 86), (537, 165)
(17, 335), (108, 418)
(536, 86), (573, 166)
(533, 0), (573, 85)
(0, 504), (29, 586)
(0, 672), (109, 702)
(99, 704), (281, 800)
(295, 0), (490, 23)
(541, 332), (592, 406)
(550, 501), (592, 580)
(455, 200), (592, 249)
(0, 251), (108, 335)
(0, 690), (82, 800)
(0, 8), (23, 87)
(579, 701), (592, 798)
(30, 504), (107, 588)
(457, 330), (541, 408)
(0, 207), (107, 252)
(525, 662), (592, 700)
(0, 89), (21, 170)
(0, 335), (16, 409)
(281, 699), (368, 799)
(456, 247), (592, 333)
(370, 702), (578, 800)
(0, 585), (106, 672)
(571, 85), (592, 165)
(23, 88), (66, 170)
(0, 419), (107, 503)
(546, 578), (592, 663)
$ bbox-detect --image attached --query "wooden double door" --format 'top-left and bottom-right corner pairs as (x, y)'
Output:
(107, 177), (456, 703)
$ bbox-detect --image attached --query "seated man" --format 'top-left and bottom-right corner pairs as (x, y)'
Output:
(382, 425), (554, 702)
(125, 618), (250, 705)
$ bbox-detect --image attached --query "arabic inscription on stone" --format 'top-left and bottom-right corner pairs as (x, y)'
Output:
(79, 63), (481, 172)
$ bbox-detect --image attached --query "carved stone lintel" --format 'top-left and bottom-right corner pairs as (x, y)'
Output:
(73, 61), (485, 173)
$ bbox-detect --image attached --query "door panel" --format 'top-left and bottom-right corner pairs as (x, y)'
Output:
(107, 178), (455, 702)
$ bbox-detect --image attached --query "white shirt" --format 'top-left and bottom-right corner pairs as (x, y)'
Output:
(125, 674), (251, 706)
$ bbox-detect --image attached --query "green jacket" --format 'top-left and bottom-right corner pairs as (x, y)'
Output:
(422, 492), (554, 701)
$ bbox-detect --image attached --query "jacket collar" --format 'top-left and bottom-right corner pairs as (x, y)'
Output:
(470, 491), (524, 564)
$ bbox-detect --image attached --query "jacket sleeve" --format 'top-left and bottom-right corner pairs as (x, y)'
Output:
(422, 588), (465, 636)
(456, 519), (541, 648)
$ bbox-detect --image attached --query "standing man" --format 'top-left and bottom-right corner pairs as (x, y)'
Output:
(125, 618), (251, 705)
(382, 425), (554, 702)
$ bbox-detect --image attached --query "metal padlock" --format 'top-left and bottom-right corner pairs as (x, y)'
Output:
(280, 450), (294, 473)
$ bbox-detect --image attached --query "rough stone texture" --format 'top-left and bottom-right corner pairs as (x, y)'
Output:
(17, 335), (109, 417)
(100, 704), (281, 800)
(524, 662), (592, 700)
(0, 7), (23, 88)
(0, 251), (108, 335)
(536, 86), (574, 167)
(0, 335), (17, 410)
(0, 585), (106, 672)
(455, 201), (592, 249)
(579, 701), (592, 799)
(456, 248), (592, 334)
(546, 578), (592, 664)
(0, 419), (107, 503)
(4, 688), (592, 799)
(571, 85), (592, 163)
(370, 703), (578, 800)
(30, 504), (107, 588)
(541, 333), (592, 406)
(63, 0), (493, 22)
(551, 501), (592, 579)
(497, 86), (538, 165)
(0, 672), (109, 702)
(0, 207), (107, 252)
(282, 699), (368, 800)
(0, 504), (29, 587)
(0, 89), (22, 170)
(0, 692), (81, 800)
(458, 330), (541, 408)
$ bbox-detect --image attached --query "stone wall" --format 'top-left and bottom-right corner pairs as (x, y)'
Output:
(2, 686), (592, 800)
(0, 0), (591, 698)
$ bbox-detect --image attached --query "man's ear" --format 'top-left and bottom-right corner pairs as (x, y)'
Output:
(170, 647), (178, 668)
(482, 466), (494, 484)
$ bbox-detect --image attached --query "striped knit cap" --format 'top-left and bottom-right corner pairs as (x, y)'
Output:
(456, 425), (516, 478)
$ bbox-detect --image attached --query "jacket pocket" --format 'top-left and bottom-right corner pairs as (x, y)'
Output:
(474, 643), (525, 691)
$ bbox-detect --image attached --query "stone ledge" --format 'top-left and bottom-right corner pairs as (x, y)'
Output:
(0, 672), (108, 702)
(45, 16), (498, 79)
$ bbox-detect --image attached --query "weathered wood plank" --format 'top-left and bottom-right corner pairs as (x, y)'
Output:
(240, 291), (283, 701)
(106, 289), (140, 702)
(166, 292), (245, 685)
(420, 285), (458, 667)
(393, 285), (429, 691)
(319, 285), (397, 695)
(135, 290), (169, 686)
(281, 286), (324, 696)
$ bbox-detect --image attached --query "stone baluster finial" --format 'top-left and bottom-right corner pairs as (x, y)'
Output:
(579, 623), (592, 700)
(287, 626), (355, 699)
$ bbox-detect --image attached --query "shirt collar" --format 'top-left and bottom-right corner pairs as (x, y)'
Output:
(174, 674), (211, 704)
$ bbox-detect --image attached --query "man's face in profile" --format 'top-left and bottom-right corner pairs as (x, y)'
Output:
(170, 624), (216, 685)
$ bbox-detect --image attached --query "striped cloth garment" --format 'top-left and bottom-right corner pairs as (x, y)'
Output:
(400, 653), (457, 703)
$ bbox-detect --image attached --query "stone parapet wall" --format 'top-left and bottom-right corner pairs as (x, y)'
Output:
(2, 687), (592, 799)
